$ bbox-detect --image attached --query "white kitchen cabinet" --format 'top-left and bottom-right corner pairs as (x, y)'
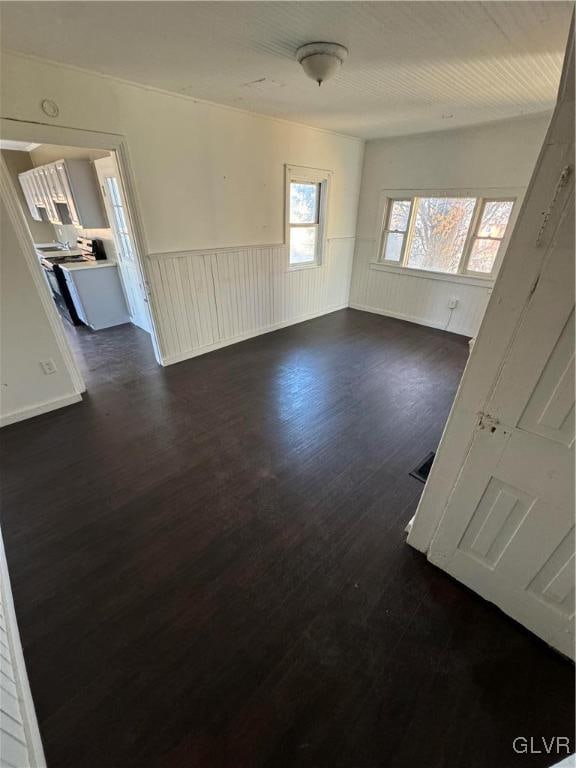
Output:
(47, 163), (66, 203)
(19, 174), (42, 221)
(59, 160), (108, 228)
(27, 172), (45, 211)
(18, 159), (107, 229)
(61, 263), (129, 331)
(34, 168), (60, 223)
(54, 162), (81, 226)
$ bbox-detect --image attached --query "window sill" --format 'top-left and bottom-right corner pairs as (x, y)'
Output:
(368, 262), (494, 287)
(288, 261), (321, 271)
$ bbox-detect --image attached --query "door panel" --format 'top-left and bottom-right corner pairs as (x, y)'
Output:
(487, 195), (575, 430)
(519, 311), (574, 446)
(93, 156), (151, 333)
(429, 187), (575, 658)
(431, 428), (574, 657)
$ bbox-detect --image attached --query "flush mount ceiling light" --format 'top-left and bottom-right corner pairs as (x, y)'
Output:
(296, 42), (348, 86)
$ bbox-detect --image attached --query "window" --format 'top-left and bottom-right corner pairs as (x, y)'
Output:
(467, 200), (515, 274)
(106, 176), (135, 263)
(286, 166), (331, 268)
(289, 181), (320, 265)
(379, 195), (515, 277)
(382, 199), (411, 262)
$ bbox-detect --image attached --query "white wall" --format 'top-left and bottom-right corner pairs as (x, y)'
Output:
(1, 51), (365, 367)
(351, 114), (552, 337)
(0, 191), (81, 426)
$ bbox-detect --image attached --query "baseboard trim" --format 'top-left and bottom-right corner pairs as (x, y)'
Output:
(162, 304), (349, 366)
(349, 302), (469, 336)
(0, 392), (82, 428)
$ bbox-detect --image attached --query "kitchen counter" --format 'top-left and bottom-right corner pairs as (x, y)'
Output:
(60, 261), (118, 271)
(59, 261), (129, 330)
(35, 244), (83, 259)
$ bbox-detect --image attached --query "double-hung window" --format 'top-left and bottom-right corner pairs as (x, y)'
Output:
(379, 195), (516, 278)
(286, 166), (331, 268)
(466, 199), (515, 274)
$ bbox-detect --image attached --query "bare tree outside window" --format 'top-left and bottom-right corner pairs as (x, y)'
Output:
(406, 197), (476, 273)
(468, 200), (514, 272)
(380, 195), (514, 276)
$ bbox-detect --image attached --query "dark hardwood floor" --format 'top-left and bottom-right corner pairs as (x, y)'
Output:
(1, 309), (573, 768)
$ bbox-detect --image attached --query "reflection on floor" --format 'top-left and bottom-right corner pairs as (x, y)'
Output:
(1, 309), (573, 768)
(61, 318), (158, 389)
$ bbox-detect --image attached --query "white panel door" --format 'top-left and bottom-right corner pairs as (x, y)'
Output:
(429, 185), (575, 658)
(93, 156), (151, 333)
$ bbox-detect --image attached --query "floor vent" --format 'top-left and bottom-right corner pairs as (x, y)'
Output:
(409, 452), (435, 483)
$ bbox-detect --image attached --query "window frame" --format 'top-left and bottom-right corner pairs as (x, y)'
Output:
(461, 197), (517, 277)
(376, 189), (521, 281)
(285, 165), (332, 270)
(380, 197), (414, 265)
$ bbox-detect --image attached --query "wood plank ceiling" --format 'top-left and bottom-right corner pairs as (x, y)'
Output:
(0, 1), (572, 138)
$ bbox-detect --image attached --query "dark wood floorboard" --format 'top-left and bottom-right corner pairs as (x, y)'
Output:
(1, 309), (573, 768)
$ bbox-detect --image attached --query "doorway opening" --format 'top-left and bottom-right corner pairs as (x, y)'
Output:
(1, 138), (160, 389)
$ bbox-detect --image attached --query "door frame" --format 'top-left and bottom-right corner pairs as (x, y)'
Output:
(0, 118), (163, 382)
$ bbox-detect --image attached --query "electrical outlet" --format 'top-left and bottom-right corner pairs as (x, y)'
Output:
(448, 297), (459, 309)
(40, 359), (57, 375)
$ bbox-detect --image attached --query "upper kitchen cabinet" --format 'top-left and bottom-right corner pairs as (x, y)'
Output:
(19, 173), (42, 221)
(18, 159), (108, 229)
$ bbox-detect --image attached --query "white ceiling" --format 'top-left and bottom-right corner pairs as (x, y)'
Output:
(0, 1), (572, 139)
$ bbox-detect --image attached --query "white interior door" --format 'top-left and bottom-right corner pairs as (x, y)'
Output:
(94, 155), (151, 333)
(429, 185), (575, 658)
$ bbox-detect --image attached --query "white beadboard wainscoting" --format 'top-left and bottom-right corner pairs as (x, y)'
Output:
(148, 237), (355, 365)
(349, 238), (492, 337)
(0, 532), (46, 768)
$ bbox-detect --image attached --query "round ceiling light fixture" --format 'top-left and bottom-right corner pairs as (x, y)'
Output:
(296, 42), (348, 86)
